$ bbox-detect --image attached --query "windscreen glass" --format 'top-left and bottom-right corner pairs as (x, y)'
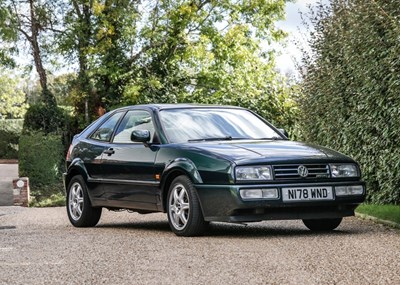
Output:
(159, 108), (281, 143)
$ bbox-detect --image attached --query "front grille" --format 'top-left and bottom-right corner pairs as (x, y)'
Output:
(273, 164), (330, 180)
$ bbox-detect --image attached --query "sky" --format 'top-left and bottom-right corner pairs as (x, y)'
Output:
(275, 0), (324, 77)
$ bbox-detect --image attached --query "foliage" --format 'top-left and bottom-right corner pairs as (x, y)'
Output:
(297, 0), (400, 204)
(23, 103), (67, 134)
(55, 0), (294, 129)
(29, 192), (66, 207)
(20, 103), (75, 202)
(23, 102), (76, 161)
(1, 1), (296, 131)
(0, 1), (17, 67)
(356, 204), (400, 226)
(48, 73), (77, 106)
(0, 119), (23, 159)
(19, 132), (64, 194)
(24, 73), (77, 107)
(0, 71), (28, 119)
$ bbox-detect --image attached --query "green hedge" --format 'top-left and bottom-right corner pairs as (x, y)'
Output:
(0, 119), (23, 159)
(18, 103), (75, 203)
(19, 132), (65, 197)
(297, 0), (400, 204)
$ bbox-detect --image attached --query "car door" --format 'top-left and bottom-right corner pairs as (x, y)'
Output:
(81, 111), (125, 200)
(100, 109), (160, 210)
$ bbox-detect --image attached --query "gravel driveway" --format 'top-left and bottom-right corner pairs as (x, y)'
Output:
(0, 206), (399, 285)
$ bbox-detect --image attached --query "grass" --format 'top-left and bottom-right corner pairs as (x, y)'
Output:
(356, 204), (400, 225)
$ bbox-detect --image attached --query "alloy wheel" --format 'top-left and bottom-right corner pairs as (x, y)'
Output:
(168, 183), (190, 230)
(68, 182), (84, 221)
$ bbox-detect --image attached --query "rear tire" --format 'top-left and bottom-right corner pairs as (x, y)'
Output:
(67, 175), (102, 227)
(302, 218), (342, 231)
(167, 175), (208, 236)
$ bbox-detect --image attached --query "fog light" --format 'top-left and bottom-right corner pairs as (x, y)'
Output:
(240, 188), (278, 200)
(262, 188), (279, 199)
(335, 185), (364, 196)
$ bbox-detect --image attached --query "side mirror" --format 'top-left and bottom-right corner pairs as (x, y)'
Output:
(131, 130), (151, 143)
(278, 128), (289, 138)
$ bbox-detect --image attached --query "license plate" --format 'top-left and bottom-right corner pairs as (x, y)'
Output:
(281, 186), (333, 202)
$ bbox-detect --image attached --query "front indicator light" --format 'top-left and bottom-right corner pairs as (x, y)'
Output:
(240, 188), (278, 200)
(335, 185), (364, 196)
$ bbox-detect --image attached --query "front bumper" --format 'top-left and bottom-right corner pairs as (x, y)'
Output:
(195, 181), (366, 222)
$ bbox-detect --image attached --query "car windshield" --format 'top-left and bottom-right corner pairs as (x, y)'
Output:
(159, 108), (282, 143)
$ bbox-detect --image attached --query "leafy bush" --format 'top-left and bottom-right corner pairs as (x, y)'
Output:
(20, 103), (75, 203)
(23, 103), (67, 134)
(297, 0), (400, 204)
(19, 132), (65, 199)
(24, 104), (76, 151)
(0, 119), (23, 159)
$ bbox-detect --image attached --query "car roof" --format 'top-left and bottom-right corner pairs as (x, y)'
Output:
(114, 104), (246, 112)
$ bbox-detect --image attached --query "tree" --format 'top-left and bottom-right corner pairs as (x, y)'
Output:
(55, 0), (137, 124)
(57, 0), (294, 128)
(297, 0), (400, 204)
(120, 0), (287, 104)
(0, 71), (28, 119)
(0, 0), (58, 105)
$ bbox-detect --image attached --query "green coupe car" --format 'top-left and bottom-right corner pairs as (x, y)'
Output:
(64, 104), (366, 236)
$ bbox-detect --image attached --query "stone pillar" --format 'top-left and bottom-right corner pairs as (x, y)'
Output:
(12, 177), (30, 207)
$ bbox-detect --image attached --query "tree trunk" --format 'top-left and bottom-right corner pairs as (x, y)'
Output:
(29, 0), (56, 106)
(73, 0), (93, 124)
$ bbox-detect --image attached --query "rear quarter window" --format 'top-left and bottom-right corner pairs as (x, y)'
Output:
(89, 112), (124, 142)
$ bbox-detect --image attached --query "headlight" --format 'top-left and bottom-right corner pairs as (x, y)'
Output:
(330, 164), (359, 177)
(236, 166), (272, 181)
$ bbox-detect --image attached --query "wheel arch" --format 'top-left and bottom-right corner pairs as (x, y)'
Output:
(65, 158), (89, 192)
(160, 158), (203, 213)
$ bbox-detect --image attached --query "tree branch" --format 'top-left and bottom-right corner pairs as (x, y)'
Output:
(17, 27), (33, 43)
(71, 0), (82, 19)
(128, 41), (164, 66)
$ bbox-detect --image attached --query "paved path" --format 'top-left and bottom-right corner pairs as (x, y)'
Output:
(0, 164), (18, 206)
(0, 207), (399, 284)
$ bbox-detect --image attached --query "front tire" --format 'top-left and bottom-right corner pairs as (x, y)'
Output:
(67, 175), (102, 227)
(302, 218), (342, 231)
(167, 175), (208, 236)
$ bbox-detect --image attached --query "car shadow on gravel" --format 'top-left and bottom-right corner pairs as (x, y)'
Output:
(97, 220), (172, 233)
(206, 223), (356, 238)
(96, 220), (362, 238)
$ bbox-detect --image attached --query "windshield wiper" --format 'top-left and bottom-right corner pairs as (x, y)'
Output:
(188, 136), (233, 142)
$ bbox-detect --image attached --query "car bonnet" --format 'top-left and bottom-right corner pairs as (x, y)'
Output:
(186, 140), (352, 165)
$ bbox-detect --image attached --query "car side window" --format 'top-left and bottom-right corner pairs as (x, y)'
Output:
(90, 112), (124, 142)
(113, 110), (156, 144)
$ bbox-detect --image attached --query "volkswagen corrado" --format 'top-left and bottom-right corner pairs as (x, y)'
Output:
(64, 104), (366, 236)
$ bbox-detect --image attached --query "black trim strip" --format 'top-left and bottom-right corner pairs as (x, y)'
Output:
(87, 178), (159, 186)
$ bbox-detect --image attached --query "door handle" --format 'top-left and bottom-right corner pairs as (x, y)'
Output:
(103, 148), (115, 156)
